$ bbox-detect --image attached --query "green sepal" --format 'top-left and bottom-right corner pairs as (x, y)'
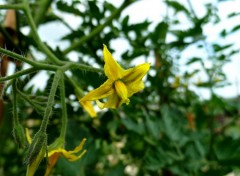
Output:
(24, 130), (47, 165)
(12, 124), (27, 148)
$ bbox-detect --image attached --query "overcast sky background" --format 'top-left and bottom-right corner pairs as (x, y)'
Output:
(13, 0), (240, 99)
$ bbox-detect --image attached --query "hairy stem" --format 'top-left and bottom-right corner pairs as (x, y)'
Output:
(0, 47), (58, 70)
(12, 79), (19, 127)
(0, 68), (37, 82)
(22, 0), (63, 65)
(0, 3), (24, 10)
(68, 62), (103, 73)
(65, 76), (84, 97)
(34, 0), (54, 26)
(39, 70), (62, 132)
(59, 74), (67, 139)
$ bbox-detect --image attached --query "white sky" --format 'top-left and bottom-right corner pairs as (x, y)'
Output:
(17, 0), (240, 99)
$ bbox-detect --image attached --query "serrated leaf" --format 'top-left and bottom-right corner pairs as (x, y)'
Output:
(165, 1), (190, 15)
(215, 137), (240, 165)
(151, 22), (168, 43)
(213, 43), (233, 52)
(230, 24), (240, 33)
(56, 1), (83, 16)
(186, 57), (202, 65)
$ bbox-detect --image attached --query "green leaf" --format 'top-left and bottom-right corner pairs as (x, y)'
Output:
(144, 146), (173, 171)
(215, 137), (240, 165)
(122, 118), (145, 135)
(228, 12), (240, 18)
(213, 43), (233, 52)
(106, 162), (125, 176)
(230, 24), (240, 33)
(186, 57), (202, 65)
(56, 1), (83, 16)
(165, 1), (190, 15)
(151, 22), (168, 43)
(160, 106), (183, 142)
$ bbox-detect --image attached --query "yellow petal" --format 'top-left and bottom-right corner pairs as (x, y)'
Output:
(98, 93), (122, 109)
(80, 79), (114, 102)
(69, 138), (87, 154)
(79, 100), (97, 118)
(123, 63), (150, 83)
(62, 149), (87, 162)
(126, 80), (145, 97)
(44, 153), (61, 176)
(26, 148), (45, 176)
(103, 44), (125, 80)
(96, 100), (105, 109)
(114, 80), (129, 104)
(45, 138), (87, 176)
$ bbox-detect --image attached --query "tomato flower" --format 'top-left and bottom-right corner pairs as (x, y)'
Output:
(80, 45), (150, 111)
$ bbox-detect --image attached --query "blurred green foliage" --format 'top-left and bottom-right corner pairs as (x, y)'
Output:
(1, 0), (240, 176)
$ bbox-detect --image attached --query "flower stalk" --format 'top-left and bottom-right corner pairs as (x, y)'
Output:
(12, 79), (27, 148)
(59, 73), (67, 139)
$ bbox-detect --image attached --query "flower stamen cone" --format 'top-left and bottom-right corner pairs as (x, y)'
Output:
(114, 80), (129, 105)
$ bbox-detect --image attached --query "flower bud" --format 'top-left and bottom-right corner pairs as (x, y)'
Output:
(12, 124), (27, 148)
(24, 130), (47, 176)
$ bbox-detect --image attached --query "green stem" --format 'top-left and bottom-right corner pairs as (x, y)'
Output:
(62, 0), (135, 55)
(0, 67), (37, 82)
(16, 88), (45, 114)
(68, 62), (103, 73)
(12, 79), (19, 127)
(0, 47), (58, 70)
(12, 79), (27, 148)
(34, 0), (54, 26)
(39, 70), (62, 132)
(0, 47), (34, 65)
(186, 0), (198, 19)
(22, 0), (63, 65)
(65, 76), (84, 97)
(0, 3), (24, 10)
(59, 74), (67, 139)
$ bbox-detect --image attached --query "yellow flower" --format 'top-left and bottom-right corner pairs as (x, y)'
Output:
(45, 138), (87, 176)
(25, 129), (87, 176)
(80, 45), (150, 109)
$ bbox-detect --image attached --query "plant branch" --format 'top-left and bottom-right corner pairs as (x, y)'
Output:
(0, 47), (57, 70)
(16, 88), (45, 114)
(0, 67), (37, 82)
(12, 79), (19, 127)
(0, 3), (24, 10)
(39, 70), (62, 132)
(34, 0), (54, 26)
(59, 74), (67, 139)
(65, 76), (84, 97)
(22, 0), (63, 65)
(62, 0), (135, 55)
(68, 62), (103, 73)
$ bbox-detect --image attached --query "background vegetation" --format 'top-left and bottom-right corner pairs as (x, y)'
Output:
(0, 0), (240, 175)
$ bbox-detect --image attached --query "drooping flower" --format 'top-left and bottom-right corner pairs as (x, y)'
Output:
(45, 138), (87, 176)
(25, 129), (86, 176)
(79, 45), (150, 110)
